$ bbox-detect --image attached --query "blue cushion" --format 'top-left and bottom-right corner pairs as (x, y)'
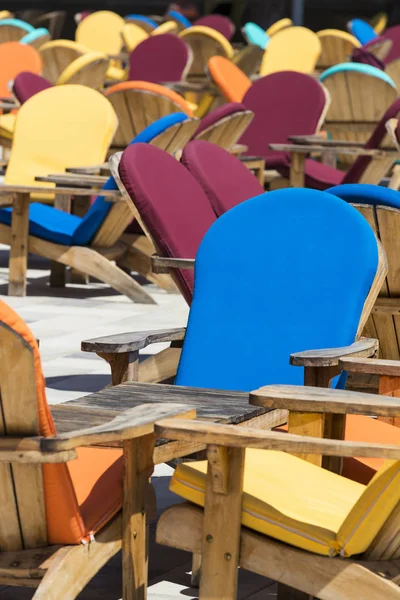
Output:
(327, 183), (400, 209)
(0, 202), (81, 245)
(20, 28), (50, 45)
(125, 14), (158, 28)
(175, 189), (378, 391)
(167, 10), (192, 29)
(319, 62), (396, 88)
(349, 18), (378, 45)
(242, 22), (269, 50)
(0, 18), (34, 32)
(73, 112), (190, 245)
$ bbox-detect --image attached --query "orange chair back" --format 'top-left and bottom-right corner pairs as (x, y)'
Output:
(208, 56), (251, 102)
(0, 42), (42, 97)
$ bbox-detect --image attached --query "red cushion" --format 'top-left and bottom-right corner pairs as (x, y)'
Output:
(381, 25), (400, 63)
(118, 143), (216, 303)
(193, 14), (235, 40)
(13, 72), (52, 104)
(278, 158), (345, 190)
(128, 34), (190, 83)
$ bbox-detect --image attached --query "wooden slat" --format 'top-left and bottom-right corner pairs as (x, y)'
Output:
(290, 338), (378, 367)
(82, 327), (186, 353)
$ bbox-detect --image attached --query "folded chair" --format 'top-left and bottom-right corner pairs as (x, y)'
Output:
(193, 14), (234, 40)
(128, 34), (192, 83)
(56, 52), (110, 89)
(316, 29), (360, 70)
(20, 27), (50, 49)
(266, 17), (293, 36)
(260, 26), (321, 76)
(348, 18), (378, 45)
(13, 72), (52, 104)
(121, 21), (148, 52)
(104, 81), (194, 149)
(242, 22), (269, 50)
(75, 10), (125, 55)
(124, 14), (157, 33)
(191, 102), (254, 151)
(0, 298), (191, 599)
(179, 25), (234, 78)
(0, 18), (33, 42)
(39, 40), (88, 84)
(319, 62), (397, 164)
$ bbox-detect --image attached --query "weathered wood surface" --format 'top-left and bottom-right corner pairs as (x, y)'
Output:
(35, 174), (108, 188)
(269, 143), (391, 157)
(290, 338), (378, 367)
(82, 327), (186, 353)
(151, 256), (195, 274)
(66, 163), (109, 175)
(340, 357), (400, 376)
(0, 185), (120, 199)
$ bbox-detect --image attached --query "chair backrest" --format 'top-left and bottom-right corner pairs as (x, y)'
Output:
(166, 9), (192, 31)
(20, 27), (51, 49)
(56, 52), (109, 89)
(260, 26), (321, 76)
(121, 22), (148, 52)
(75, 113), (200, 248)
(349, 18), (378, 45)
(5, 85), (117, 190)
(13, 71), (53, 104)
(128, 34), (192, 83)
(0, 18), (33, 42)
(76, 10), (125, 54)
(193, 102), (254, 150)
(32, 10), (66, 38)
(327, 183), (400, 359)
(152, 21), (179, 36)
(179, 25), (234, 77)
(124, 14), (157, 34)
(317, 29), (360, 69)
(242, 22), (269, 50)
(382, 25), (400, 64)
(240, 71), (329, 164)
(174, 188), (381, 390)
(39, 40), (88, 84)
(207, 56), (251, 102)
(0, 42), (42, 98)
(372, 12), (388, 35)
(319, 63), (397, 152)
(266, 17), (293, 37)
(194, 14), (235, 41)
(364, 36), (393, 62)
(115, 143), (216, 303)
(182, 140), (263, 215)
(232, 44), (264, 76)
(104, 81), (193, 148)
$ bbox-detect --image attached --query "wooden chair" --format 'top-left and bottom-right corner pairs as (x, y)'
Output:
(76, 10), (125, 55)
(121, 22), (148, 52)
(266, 17), (293, 37)
(193, 14), (235, 41)
(165, 9), (192, 32)
(32, 10), (66, 39)
(260, 26), (321, 76)
(316, 29), (360, 70)
(319, 62), (397, 165)
(20, 27), (51, 50)
(56, 52), (110, 90)
(39, 40), (88, 84)
(127, 34), (193, 84)
(104, 81), (194, 149)
(0, 297), (192, 599)
(155, 384), (400, 600)
(207, 55), (252, 102)
(231, 44), (264, 77)
(179, 25), (234, 78)
(0, 18), (34, 42)
(192, 103), (254, 151)
(151, 21), (179, 36)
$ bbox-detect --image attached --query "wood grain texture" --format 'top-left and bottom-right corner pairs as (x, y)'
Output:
(82, 328), (186, 353)
(151, 256), (195, 273)
(339, 357), (400, 376)
(290, 338), (378, 367)
(8, 192), (29, 296)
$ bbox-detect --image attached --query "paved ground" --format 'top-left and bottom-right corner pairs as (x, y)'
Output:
(0, 249), (277, 599)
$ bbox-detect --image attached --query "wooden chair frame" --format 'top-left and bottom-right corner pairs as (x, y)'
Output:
(57, 55), (110, 90)
(40, 42), (86, 85)
(194, 110), (254, 150)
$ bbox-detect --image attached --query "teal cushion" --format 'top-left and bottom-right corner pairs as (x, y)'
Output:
(0, 18), (34, 32)
(242, 22), (269, 49)
(20, 28), (50, 45)
(319, 62), (396, 88)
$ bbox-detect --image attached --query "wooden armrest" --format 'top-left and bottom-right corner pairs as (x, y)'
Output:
(288, 135), (365, 148)
(66, 163), (109, 175)
(42, 403), (196, 452)
(230, 143), (249, 156)
(0, 438), (76, 464)
(35, 174), (108, 188)
(339, 357), (400, 376)
(81, 327), (186, 354)
(151, 255), (195, 274)
(249, 384), (400, 417)
(290, 338), (378, 367)
(155, 417), (400, 459)
(269, 144), (390, 157)
(0, 184), (120, 199)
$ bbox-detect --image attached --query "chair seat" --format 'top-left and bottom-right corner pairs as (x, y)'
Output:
(0, 202), (82, 246)
(171, 448), (364, 557)
(278, 158), (345, 190)
(68, 447), (122, 535)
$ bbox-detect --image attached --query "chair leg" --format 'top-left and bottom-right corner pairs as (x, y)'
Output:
(191, 553), (201, 587)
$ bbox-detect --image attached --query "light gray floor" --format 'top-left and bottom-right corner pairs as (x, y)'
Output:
(0, 249), (277, 599)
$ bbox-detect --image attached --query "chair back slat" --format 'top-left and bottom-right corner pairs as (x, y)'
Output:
(195, 111), (253, 150)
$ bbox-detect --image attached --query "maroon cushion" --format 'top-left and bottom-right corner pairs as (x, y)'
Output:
(128, 34), (190, 83)
(181, 140), (264, 215)
(240, 71), (327, 165)
(351, 47), (385, 70)
(278, 157), (345, 190)
(381, 25), (400, 63)
(194, 102), (247, 137)
(193, 15), (235, 40)
(343, 97), (400, 184)
(13, 72), (52, 104)
(118, 143), (216, 303)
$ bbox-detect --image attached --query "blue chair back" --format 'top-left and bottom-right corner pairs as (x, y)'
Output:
(167, 10), (192, 29)
(319, 62), (396, 88)
(175, 188), (379, 391)
(242, 22), (269, 49)
(328, 184), (400, 209)
(349, 18), (378, 45)
(125, 14), (158, 29)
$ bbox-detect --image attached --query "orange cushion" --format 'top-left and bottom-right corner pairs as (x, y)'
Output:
(0, 42), (42, 98)
(208, 56), (251, 103)
(105, 80), (194, 117)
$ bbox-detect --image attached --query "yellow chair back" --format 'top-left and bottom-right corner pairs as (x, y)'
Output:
(56, 52), (109, 89)
(317, 29), (360, 68)
(266, 18), (293, 37)
(152, 21), (178, 36)
(121, 22), (148, 52)
(179, 25), (234, 77)
(260, 26), (321, 76)
(371, 12), (388, 34)
(76, 10), (124, 55)
(39, 39), (89, 83)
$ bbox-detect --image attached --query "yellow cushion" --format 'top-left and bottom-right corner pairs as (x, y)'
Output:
(0, 113), (16, 139)
(171, 449), (400, 557)
(266, 18), (293, 37)
(121, 23), (148, 52)
(76, 10), (125, 55)
(56, 52), (109, 85)
(152, 21), (178, 36)
(5, 85), (117, 190)
(260, 26), (321, 76)
(171, 449), (364, 556)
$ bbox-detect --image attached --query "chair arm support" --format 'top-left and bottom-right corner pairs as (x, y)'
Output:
(42, 403), (196, 452)
(269, 144), (391, 158)
(35, 174), (109, 188)
(0, 184), (120, 199)
(288, 135), (365, 148)
(151, 255), (195, 274)
(66, 163), (109, 175)
(339, 357), (400, 376)
(81, 327), (186, 354)
(249, 383), (400, 417)
(155, 417), (400, 459)
(290, 338), (378, 367)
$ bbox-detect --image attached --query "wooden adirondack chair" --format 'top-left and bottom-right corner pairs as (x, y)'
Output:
(179, 25), (234, 78)
(32, 10), (66, 38)
(0, 18), (34, 42)
(0, 298), (192, 599)
(104, 81), (194, 149)
(193, 14), (235, 40)
(155, 384), (400, 600)
(192, 103), (254, 151)
(207, 55), (252, 102)
(75, 10), (125, 55)
(316, 29), (360, 70)
(319, 62), (397, 165)
(39, 40), (88, 84)
(56, 52), (110, 89)
(260, 26), (321, 76)
(231, 44), (264, 77)
(152, 21), (179, 36)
